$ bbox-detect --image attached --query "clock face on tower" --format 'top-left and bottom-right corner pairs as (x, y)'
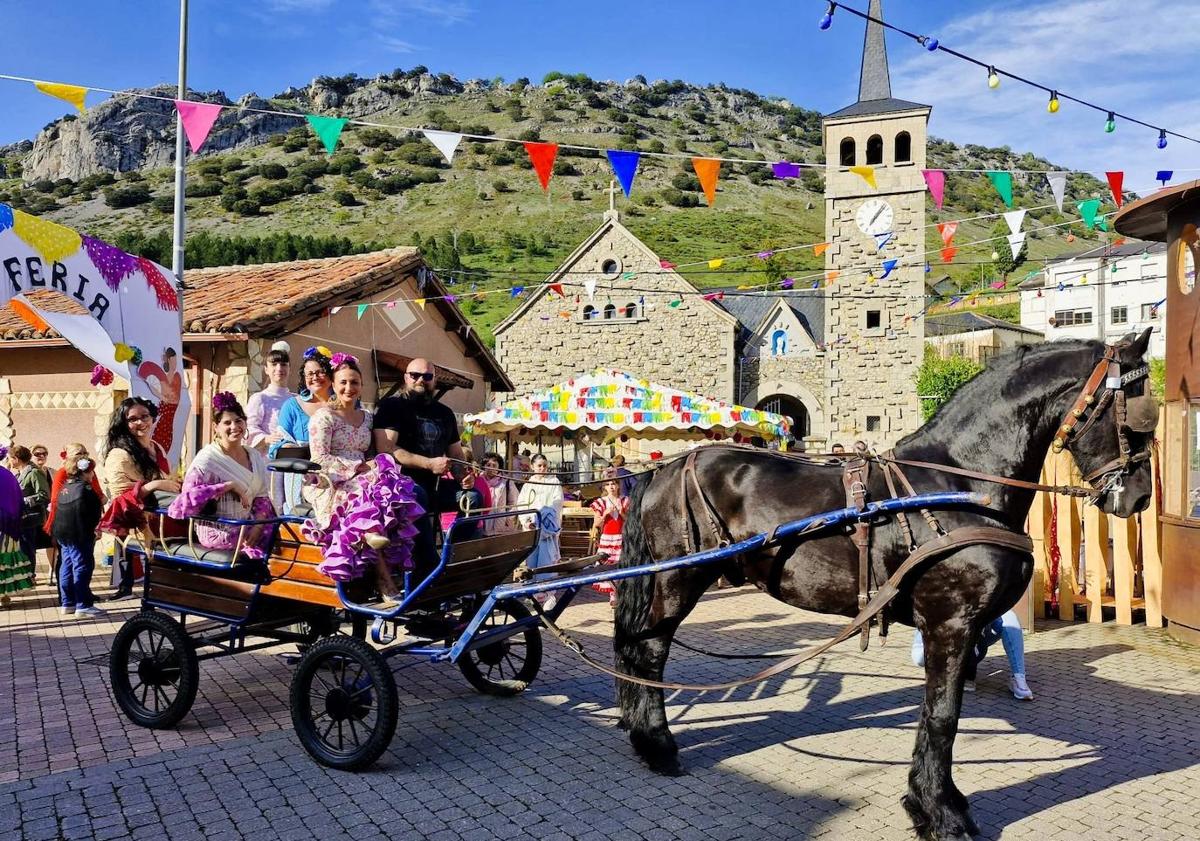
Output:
(855, 198), (894, 237)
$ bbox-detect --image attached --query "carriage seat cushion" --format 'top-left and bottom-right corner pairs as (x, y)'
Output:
(269, 457), (321, 475)
(127, 537), (237, 570)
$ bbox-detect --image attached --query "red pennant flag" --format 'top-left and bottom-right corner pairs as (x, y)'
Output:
(692, 158), (721, 206)
(659, 260), (675, 269)
(937, 221), (958, 245)
(550, 283), (564, 297)
(941, 246), (958, 263)
(1106, 171), (1124, 208)
(523, 142), (559, 191)
(702, 291), (724, 301)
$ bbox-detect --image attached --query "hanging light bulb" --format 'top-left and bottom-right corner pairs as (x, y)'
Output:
(987, 67), (1000, 89)
(1104, 112), (1116, 133)
(1047, 91), (1060, 113)
(920, 35), (938, 51)
(1157, 129), (1168, 150)
(818, 1), (835, 30)
(991, 250), (1000, 261)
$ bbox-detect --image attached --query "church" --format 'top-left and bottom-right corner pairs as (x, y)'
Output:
(495, 0), (928, 450)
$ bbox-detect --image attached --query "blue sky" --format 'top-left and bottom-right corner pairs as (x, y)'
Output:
(1, 0), (1196, 191)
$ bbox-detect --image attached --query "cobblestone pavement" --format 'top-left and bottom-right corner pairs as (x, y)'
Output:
(1, 571), (1198, 841)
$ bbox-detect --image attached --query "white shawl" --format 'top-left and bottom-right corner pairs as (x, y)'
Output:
(192, 443), (269, 500)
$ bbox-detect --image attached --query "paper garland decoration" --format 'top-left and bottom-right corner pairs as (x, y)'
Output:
(880, 259), (898, 280)
(1003, 209), (1026, 235)
(849, 165), (877, 189)
(13, 210), (82, 263)
(692, 158), (721, 206)
(606, 150), (640, 197)
(414, 298), (426, 310)
(82, 236), (138, 291)
(659, 260), (676, 269)
(1157, 170), (1173, 185)
(873, 232), (892, 251)
(941, 246), (958, 263)
(135, 257), (179, 312)
(1077, 198), (1101, 230)
(922, 169), (945, 209)
(524, 142), (559, 191)
(356, 304), (368, 319)
(986, 171), (1013, 208)
(174, 100), (222, 154)
(423, 130), (463, 164)
(550, 283), (565, 297)
(1006, 232), (1026, 260)
(307, 114), (348, 155)
(1106, 171), (1124, 208)
(991, 280), (1006, 289)
(772, 161), (801, 179)
(937, 222), (958, 245)
(34, 81), (87, 114)
(0, 204), (13, 234)
(1045, 171), (1067, 211)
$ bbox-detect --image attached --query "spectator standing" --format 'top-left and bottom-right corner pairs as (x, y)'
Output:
(11, 446), (50, 577)
(45, 444), (104, 585)
(481, 453), (520, 535)
(610, 454), (636, 498)
(51, 454), (106, 618)
(516, 453), (564, 607)
(589, 474), (629, 607)
(245, 342), (294, 508)
(0, 449), (34, 606)
(912, 609), (1033, 700)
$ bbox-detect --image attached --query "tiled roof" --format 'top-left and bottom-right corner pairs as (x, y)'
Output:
(1043, 239), (1166, 264)
(717, 291), (825, 344)
(926, 312), (1042, 337)
(825, 97), (930, 119)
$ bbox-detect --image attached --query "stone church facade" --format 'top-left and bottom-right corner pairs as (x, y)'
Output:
(495, 0), (926, 450)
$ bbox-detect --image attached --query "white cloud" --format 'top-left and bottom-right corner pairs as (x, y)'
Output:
(265, 0), (336, 11)
(369, 0), (472, 25)
(377, 36), (419, 54)
(890, 0), (1200, 194)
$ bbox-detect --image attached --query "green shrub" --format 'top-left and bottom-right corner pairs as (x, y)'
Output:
(219, 185), (247, 210)
(221, 157), (246, 172)
(187, 179), (223, 198)
(259, 163), (288, 180)
(916, 347), (983, 420)
(356, 127), (398, 149)
(553, 160), (579, 177)
(30, 179), (56, 194)
(103, 184), (152, 208)
(492, 179), (511, 193)
(332, 190), (357, 206)
(249, 184), (287, 206)
(152, 196), (175, 213)
(571, 189), (585, 201)
(231, 199), (260, 216)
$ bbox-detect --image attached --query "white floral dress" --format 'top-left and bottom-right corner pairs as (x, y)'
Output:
(303, 407), (373, 528)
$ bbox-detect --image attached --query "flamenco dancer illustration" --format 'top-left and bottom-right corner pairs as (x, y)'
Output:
(138, 347), (183, 456)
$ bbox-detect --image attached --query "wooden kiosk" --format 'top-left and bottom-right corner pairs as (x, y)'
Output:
(1116, 180), (1200, 643)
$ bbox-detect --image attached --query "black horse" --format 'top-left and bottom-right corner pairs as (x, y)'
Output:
(613, 330), (1156, 841)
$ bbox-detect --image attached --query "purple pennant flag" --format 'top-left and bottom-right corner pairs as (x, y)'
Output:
(0, 203), (12, 234)
(446, 294), (458, 304)
(772, 161), (801, 179)
(82, 235), (138, 291)
(756, 250), (775, 260)
(780, 278), (795, 289)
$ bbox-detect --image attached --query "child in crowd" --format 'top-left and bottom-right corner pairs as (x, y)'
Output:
(51, 455), (106, 618)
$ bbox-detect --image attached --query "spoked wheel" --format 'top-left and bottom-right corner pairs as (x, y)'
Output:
(109, 610), (199, 728)
(458, 600), (543, 697)
(290, 635), (397, 771)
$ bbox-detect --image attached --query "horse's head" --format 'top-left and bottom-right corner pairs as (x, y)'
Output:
(1053, 327), (1156, 517)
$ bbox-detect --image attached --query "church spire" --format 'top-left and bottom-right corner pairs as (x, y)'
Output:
(858, 0), (892, 102)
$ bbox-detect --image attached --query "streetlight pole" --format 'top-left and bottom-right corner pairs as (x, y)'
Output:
(171, 0), (189, 320)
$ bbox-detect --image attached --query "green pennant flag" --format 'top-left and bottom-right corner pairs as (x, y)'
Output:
(986, 171), (1013, 208)
(1077, 198), (1102, 230)
(356, 303), (368, 319)
(1096, 216), (1108, 232)
(306, 114), (348, 155)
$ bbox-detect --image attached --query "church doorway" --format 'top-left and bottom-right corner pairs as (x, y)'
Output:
(757, 393), (809, 440)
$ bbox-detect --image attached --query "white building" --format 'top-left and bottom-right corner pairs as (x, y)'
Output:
(925, 312), (1043, 365)
(1019, 240), (1167, 357)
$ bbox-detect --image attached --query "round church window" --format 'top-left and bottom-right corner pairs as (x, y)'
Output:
(601, 258), (622, 279)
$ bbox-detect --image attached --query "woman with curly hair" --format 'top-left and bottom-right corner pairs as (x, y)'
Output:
(270, 346), (334, 513)
(167, 393), (275, 558)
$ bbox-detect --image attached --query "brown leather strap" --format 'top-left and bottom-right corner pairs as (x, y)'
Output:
(841, 457), (873, 650)
(876, 456), (1100, 498)
(680, 451), (733, 555)
(538, 526), (1033, 692)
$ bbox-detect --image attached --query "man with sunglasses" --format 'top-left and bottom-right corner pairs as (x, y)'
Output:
(373, 359), (467, 563)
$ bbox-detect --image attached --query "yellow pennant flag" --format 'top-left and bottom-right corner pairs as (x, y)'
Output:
(34, 81), (88, 114)
(13, 210), (82, 263)
(849, 165), (877, 189)
(414, 298), (426, 310)
(707, 258), (724, 270)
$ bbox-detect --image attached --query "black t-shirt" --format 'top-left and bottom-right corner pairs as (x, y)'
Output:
(373, 392), (460, 492)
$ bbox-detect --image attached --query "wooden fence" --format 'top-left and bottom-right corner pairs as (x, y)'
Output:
(1025, 412), (1165, 627)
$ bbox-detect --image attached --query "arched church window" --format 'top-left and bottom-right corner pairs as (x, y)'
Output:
(623, 302), (638, 318)
(583, 305), (596, 320)
(894, 131), (912, 163)
(770, 329), (788, 356)
(866, 134), (883, 166)
(603, 303), (616, 320)
(839, 137), (856, 167)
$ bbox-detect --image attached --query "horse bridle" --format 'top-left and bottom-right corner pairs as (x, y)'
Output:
(1051, 343), (1154, 495)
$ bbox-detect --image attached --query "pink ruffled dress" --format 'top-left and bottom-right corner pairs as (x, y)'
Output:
(301, 408), (424, 582)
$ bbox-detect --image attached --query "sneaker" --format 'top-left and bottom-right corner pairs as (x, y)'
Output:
(542, 594), (557, 613)
(1009, 674), (1034, 701)
(963, 680), (976, 693)
(59, 606), (76, 616)
(73, 606), (108, 619)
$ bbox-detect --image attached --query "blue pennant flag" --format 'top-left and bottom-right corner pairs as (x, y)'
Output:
(510, 286), (525, 298)
(606, 150), (641, 197)
(0, 203), (11, 233)
(873, 231), (893, 251)
(880, 259), (898, 280)
(1157, 170), (1173, 185)
(924, 262), (931, 274)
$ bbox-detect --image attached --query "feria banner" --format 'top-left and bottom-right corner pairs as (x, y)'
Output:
(0, 202), (190, 468)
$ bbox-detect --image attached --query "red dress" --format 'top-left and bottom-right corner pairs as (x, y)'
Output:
(590, 495), (628, 596)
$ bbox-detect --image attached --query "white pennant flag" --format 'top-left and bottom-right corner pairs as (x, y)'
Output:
(1003, 209), (1026, 236)
(1045, 171), (1067, 211)
(423, 130), (463, 164)
(584, 279), (597, 301)
(1006, 232), (1026, 260)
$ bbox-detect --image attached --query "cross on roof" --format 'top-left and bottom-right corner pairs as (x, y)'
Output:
(603, 179), (620, 221)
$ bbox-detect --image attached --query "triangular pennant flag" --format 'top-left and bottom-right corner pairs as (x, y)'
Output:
(356, 304), (369, 320)
(921, 169), (945, 209)
(691, 158), (721, 206)
(174, 100), (223, 154)
(510, 286), (524, 298)
(941, 245), (958, 263)
(307, 114), (348, 155)
(35, 81), (87, 114)
(414, 298), (426, 310)
(82, 236), (138, 292)
(1003, 209), (1026, 236)
(873, 232), (893, 251)
(772, 161), (801, 179)
(1096, 216), (1108, 232)
(880, 259), (898, 280)
(523, 142), (559, 191)
(606, 150), (641, 197)
(0, 204), (12, 234)
(13, 210), (82, 263)
(1157, 170), (1173, 186)
(423, 130), (463, 164)
(550, 283), (565, 297)
(990, 280), (1006, 289)
(849, 165), (877, 189)
(1045, 172), (1067, 211)
(1077, 198), (1102, 230)
(1006, 232), (1026, 260)
(813, 242), (830, 256)
(584, 279), (597, 301)
(780, 278), (795, 289)
(826, 271), (839, 282)
(948, 295), (964, 308)
(707, 258), (724, 269)
(669, 298), (682, 308)
(986, 171), (1013, 208)
(1106, 171), (1124, 208)
(659, 260), (675, 269)
(937, 222), (958, 245)
(330, 306), (343, 315)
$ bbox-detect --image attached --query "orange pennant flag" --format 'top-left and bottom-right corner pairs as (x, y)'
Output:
(813, 242), (830, 256)
(825, 271), (839, 283)
(692, 158), (721, 206)
(941, 246), (958, 263)
(8, 299), (50, 333)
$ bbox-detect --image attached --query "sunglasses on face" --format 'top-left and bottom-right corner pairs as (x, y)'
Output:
(406, 372), (434, 382)
(32, 452), (47, 458)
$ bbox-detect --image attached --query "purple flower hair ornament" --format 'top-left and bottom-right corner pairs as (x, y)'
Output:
(330, 352), (358, 368)
(212, 391), (240, 415)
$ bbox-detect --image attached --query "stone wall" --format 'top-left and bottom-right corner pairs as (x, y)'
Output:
(496, 220), (738, 400)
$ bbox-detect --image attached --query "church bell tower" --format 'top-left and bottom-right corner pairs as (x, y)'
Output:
(822, 0), (930, 448)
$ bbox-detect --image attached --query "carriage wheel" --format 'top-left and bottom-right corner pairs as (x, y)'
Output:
(458, 600), (543, 697)
(290, 635), (397, 771)
(109, 610), (199, 729)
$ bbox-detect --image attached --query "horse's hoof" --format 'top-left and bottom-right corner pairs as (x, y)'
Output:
(646, 756), (684, 777)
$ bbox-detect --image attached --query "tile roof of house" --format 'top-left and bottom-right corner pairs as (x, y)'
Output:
(925, 311), (1043, 337)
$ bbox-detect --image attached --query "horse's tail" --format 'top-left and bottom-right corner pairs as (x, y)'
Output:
(615, 473), (654, 636)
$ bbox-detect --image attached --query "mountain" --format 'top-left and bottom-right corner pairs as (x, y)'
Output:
(0, 68), (1111, 342)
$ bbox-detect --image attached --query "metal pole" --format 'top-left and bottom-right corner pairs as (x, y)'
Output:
(171, 0), (189, 305)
